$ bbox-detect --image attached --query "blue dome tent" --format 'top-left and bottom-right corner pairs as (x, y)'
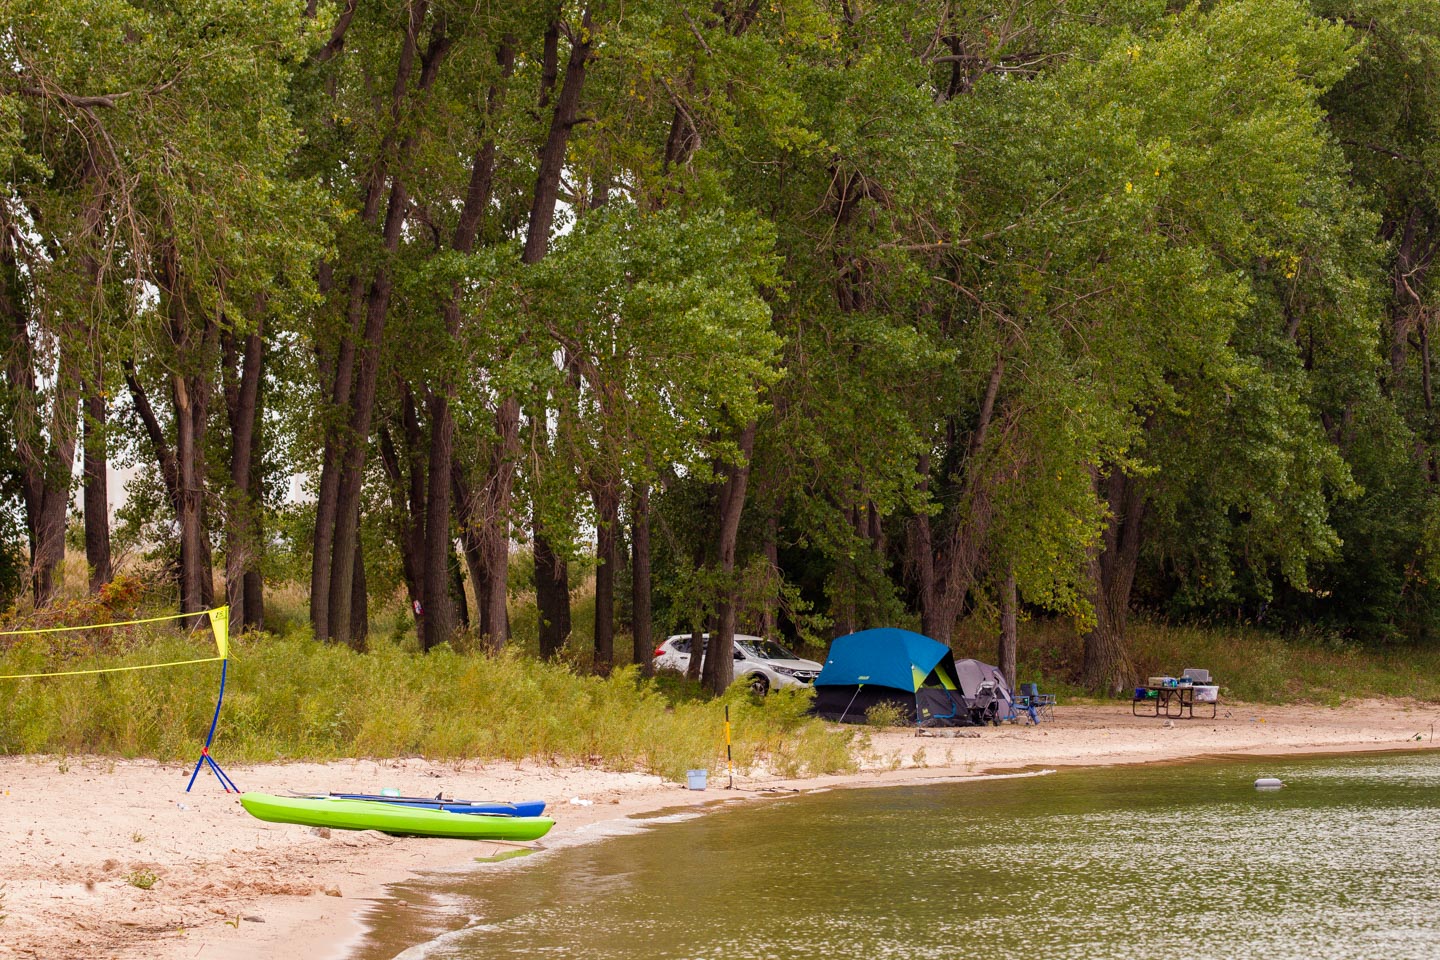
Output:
(811, 628), (969, 726)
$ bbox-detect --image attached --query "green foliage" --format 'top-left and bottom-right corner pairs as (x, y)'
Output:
(125, 869), (158, 891)
(5, 0), (1440, 698)
(864, 701), (908, 729)
(0, 515), (24, 613)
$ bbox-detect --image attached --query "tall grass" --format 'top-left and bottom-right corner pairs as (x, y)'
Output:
(0, 627), (857, 781)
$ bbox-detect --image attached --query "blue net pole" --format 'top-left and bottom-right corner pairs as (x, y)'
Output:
(187, 657), (238, 793)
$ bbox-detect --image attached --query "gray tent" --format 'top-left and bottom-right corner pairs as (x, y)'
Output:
(953, 658), (1014, 725)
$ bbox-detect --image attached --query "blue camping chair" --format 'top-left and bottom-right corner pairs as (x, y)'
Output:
(1016, 682), (1056, 722)
(1008, 695), (1038, 725)
(997, 683), (1037, 725)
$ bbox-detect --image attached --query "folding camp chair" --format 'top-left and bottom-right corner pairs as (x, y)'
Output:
(1018, 683), (1056, 722)
(999, 686), (1038, 724)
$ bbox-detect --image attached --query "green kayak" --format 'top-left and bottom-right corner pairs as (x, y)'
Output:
(239, 792), (554, 841)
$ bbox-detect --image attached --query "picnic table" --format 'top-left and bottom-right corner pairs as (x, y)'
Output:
(1131, 685), (1217, 720)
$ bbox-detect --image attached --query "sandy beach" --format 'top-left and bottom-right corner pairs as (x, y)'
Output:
(2, 699), (1437, 960)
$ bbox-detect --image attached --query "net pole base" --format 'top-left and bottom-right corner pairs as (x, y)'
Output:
(186, 747), (239, 793)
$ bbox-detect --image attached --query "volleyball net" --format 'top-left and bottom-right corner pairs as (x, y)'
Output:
(0, 606), (238, 793)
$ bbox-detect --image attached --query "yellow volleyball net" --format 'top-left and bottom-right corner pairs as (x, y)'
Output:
(0, 606), (229, 678)
(0, 606), (238, 793)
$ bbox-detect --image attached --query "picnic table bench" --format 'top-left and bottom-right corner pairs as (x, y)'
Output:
(1132, 681), (1218, 720)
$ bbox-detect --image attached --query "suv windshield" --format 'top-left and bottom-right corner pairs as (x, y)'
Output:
(739, 639), (796, 661)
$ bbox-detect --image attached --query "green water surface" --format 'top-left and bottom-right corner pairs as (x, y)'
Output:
(357, 751), (1440, 960)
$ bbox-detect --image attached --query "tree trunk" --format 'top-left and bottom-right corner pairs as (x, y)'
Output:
(123, 359), (186, 605)
(1082, 468), (1144, 695)
(1083, 580), (1131, 696)
(154, 234), (216, 627)
(592, 484), (619, 674)
(998, 566), (1017, 689)
(243, 343), (266, 631)
(1388, 205), (1437, 384)
(415, 40), (515, 652)
(700, 612), (723, 692)
(82, 377), (112, 593)
(2, 231), (81, 607)
(71, 149), (111, 597)
(631, 483), (653, 675)
(312, 4), (449, 643)
(30, 481), (70, 607)
(522, 10), (593, 265)
(704, 423), (757, 695)
(687, 625), (706, 682)
(377, 402), (427, 634)
(223, 322), (263, 637)
(482, 400), (520, 648)
(534, 524), (571, 659)
(461, 521), (488, 635)
(327, 173), (411, 645)
(910, 355), (1006, 641)
(130, 345), (217, 617)
(393, 386), (432, 644)
(910, 454), (940, 637)
(420, 388), (456, 648)
(516, 12), (596, 659)
(452, 463), (490, 638)
(451, 547), (469, 628)
(350, 516), (369, 647)
(451, 399), (520, 650)
(310, 281), (359, 640)
(172, 370), (207, 625)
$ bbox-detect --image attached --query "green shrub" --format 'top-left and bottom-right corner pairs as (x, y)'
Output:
(864, 701), (908, 728)
(126, 870), (157, 890)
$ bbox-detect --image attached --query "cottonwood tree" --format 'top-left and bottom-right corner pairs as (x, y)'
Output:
(301, 2), (609, 650)
(1282, 0), (1440, 641)
(1, 0), (134, 605)
(2, 0), (315, 619)
(962, 0), (1366, 690)
(531, 208), (781, 677)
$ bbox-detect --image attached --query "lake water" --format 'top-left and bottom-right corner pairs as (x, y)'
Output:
(352, 751), (1440, 960)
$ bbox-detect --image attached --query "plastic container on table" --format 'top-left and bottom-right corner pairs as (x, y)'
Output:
(1194, 685), (1219, 702)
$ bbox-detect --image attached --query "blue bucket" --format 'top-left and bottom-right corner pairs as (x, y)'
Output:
(686, 769), (708, 791)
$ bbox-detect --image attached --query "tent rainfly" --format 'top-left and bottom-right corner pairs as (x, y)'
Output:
(811, 628), (970, 726)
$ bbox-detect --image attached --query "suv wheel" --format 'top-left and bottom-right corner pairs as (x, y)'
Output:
(748, 673), (770, 697)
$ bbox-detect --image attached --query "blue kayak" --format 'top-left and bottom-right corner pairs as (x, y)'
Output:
(318, 793), (547, 817)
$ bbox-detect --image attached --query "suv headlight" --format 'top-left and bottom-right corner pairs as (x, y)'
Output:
(773, 666), (798, 677)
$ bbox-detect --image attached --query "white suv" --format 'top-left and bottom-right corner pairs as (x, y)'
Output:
(652, 633), (822, 695)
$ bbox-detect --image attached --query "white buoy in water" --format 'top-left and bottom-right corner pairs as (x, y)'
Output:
(1255, 777), (1284, 790)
